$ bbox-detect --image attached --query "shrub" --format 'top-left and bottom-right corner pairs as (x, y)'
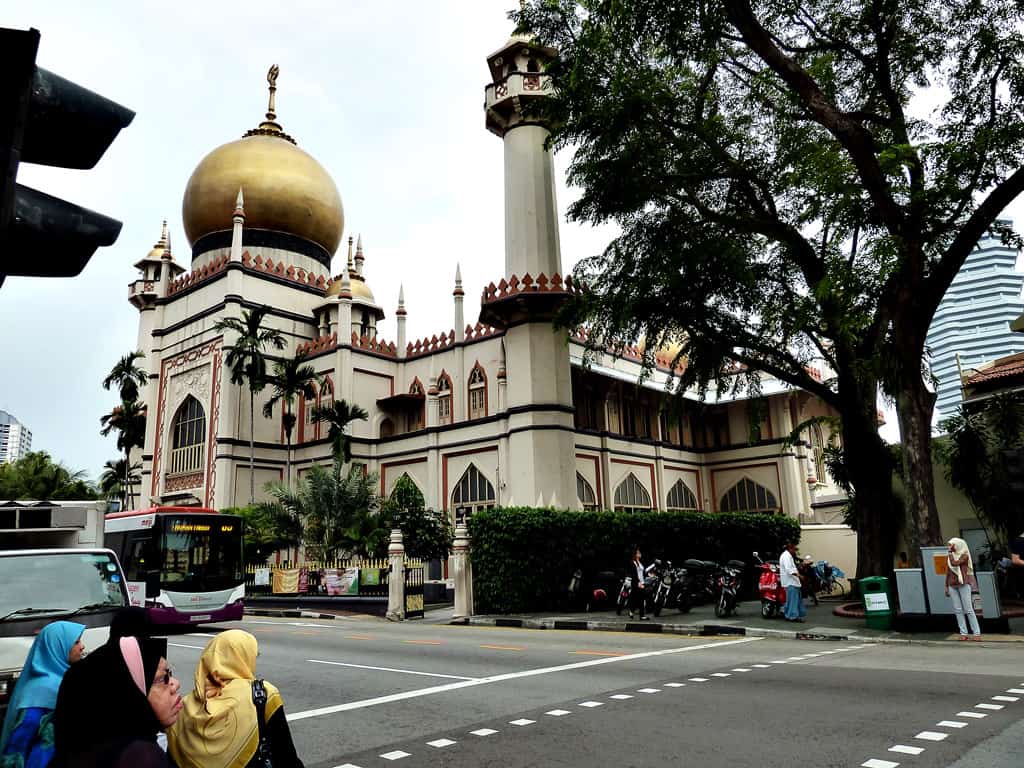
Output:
(468, 507), (800, 614)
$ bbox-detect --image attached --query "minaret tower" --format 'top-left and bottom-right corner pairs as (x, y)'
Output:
(480, 24), (578, 509)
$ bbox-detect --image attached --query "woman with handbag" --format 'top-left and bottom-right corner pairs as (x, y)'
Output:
(945, 537), (982, 641)
(167, 630), (303, 768)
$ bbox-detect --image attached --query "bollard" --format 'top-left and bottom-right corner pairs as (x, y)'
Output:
(386, 528), (405, 621)
(450, 524), (474, 619)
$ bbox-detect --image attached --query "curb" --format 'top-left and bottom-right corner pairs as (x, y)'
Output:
(245, 609), (337, 620)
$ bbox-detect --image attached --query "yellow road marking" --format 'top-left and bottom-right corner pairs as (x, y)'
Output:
(251, 628), (275, 633)
(571, 649), (628, 657)
(298, 631), (320, 635)
(345, 634), (374, 640)
(402, 639), (443, 645)
(480, 644), (524, 651)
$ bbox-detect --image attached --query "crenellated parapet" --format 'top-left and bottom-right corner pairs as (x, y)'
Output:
(352, 332), (397, 356)
(167, 254), (230, 296)
(406, 330), (455, 358)
(478, 272), (581, 327)
(241, 251), (329, 289)
(296, 332), (337, 357)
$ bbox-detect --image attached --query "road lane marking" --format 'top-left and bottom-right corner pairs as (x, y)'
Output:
(427, 738), (456, 747)
(609, 694), (633, 699)
(688, 677), (709, 682)
(545, 709), (571, 716)
(664, 682), (685, 687)
(752, 664), (771, 668)
(956, 711), (986, 718)
(186, 633), (219, 638)
(509, 718), (535, 726)
(379, 750), (410, 760)
(732, 668), (751, 672)
(470, 728), (497, 736)
(975, 703), (1003, 710)
(286, 637), (758, 721)
(308, 659), (478, 681)
(889, 745), (924, 755)
(169, 643), (205, 649)
(637, 688), (660, 693)
(937, 721), (966, 728)
(578, 701), (603, 708)
(570, 650), (627, 657)
(402, 640), (442, 645)
(332, 763), (363, 768)
(992, 695), (1019, 702)
(914, 731), (948, 741)
(480, 644), (524, 651)
(1007, 688), (1024, 694)
(345, 635), (374, 640)
(710, 672), (730, 677)
(861, 760), (899, 768)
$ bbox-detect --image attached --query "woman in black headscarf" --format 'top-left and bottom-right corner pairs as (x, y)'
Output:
(52, 636), (182, 768)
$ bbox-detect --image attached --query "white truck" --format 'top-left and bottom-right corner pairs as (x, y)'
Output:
(0, 500), (130, 719)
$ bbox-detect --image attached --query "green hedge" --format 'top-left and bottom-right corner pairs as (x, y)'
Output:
(467, 507), (801, 614)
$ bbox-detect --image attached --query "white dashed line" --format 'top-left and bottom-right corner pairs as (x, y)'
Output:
(309, 659), (478, 681)
(992, 695), (1019, 702)
(752, 664), (772, 668)
(664, 682), (686, 687)
(609, 694), (633, 700)
(957, 711), (986, 719)
(818, 650), (837, 654)
(892, 745), (925, 757)
(732, 668), (751, 672)
(802, 653), (822, 657)
(1007, 688), (1024, 694)
(578, 701), (603, 708)
(545, 710), (571, 716)
(785, 657), (805, 661)
(889, 745), (924, 755)
(861, 759), (900, 768)
(470, 728), (498, 736)
(168, 643), (205, 649)
(637, 688), (660, 693)
(427, 739), (456, 748)
(914, 731), (949, 741)
(711, 672), (731, 677)
(509, 718), (535, 726)
(976, 703), (1004, 710)
(769, 660), (788, 664)
(937, 721), (967, 729)
(379, 751), (410, 761)
(688, 677), (709, 682)
(332, 764), (363, 768)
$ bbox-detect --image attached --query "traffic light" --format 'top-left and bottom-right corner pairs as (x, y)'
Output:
(0, 27), (135, 285)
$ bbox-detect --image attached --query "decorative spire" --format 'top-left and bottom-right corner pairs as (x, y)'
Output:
(346, 236), (354, 271)
(354, 233), (365, 275)
(233, 188), (245, 219)
(163, 228), (173, 261)
(266, 64), (279, 122)
(453, 262), (464, 296)
(396, 283), (407, 316)
(153, 220), (168, 250)
(244, 64), (296, 144)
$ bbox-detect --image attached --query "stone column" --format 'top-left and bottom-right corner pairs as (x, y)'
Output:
(450, 524), (474, 619)
(386, 529), (405, 621)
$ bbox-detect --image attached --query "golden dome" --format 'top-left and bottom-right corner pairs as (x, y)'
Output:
(181, 67), (343, 257)
(325, 272), (375, 301)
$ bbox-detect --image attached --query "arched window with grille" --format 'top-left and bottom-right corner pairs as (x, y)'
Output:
(169, 396), (205, 474)
(437, 373), (453, 426)
(808, 423), (828, 485)
(451, 463), (495, 526)
(468, 364), (487, 420)
(576, 472), (597, 511)
(613, 472), (651, 513)
(666, 479), (699, 511)
(719, 477), (778, 513)
(409, 378), (425, 431)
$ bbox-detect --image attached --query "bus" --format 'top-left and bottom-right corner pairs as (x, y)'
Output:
(104, 507), (244, 625)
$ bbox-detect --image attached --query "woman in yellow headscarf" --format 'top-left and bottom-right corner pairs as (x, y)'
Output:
(167, 630), (303, 768)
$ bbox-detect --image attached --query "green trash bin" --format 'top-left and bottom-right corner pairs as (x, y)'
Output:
(860, 576), (894, 630)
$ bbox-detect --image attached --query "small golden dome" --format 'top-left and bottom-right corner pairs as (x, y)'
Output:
(181, 66), (343, 257)
(325, 272), (375, 302)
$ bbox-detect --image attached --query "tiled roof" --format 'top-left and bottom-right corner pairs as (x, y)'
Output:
(965, 351), (1024, 385)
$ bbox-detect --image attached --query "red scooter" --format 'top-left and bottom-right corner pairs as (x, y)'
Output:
(753, 551), (787, 618)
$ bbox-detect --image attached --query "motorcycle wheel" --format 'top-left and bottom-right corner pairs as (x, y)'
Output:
(715, 593), (729, 618)
(653, 595), (664, 617)
(761, 600), (774, 619)
(677, 595), (692, 614)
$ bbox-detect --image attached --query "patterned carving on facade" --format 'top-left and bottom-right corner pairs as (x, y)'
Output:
(164, 472), (204, 492)
(204, 349), (223, 507)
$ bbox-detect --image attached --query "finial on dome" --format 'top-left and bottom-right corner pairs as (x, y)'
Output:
(244, 63), (296, 143)
(266, 65), (279, 122)
(163, 228), (174, 261)
(154, 220), (168, 247)
(346, 236), (354, 270)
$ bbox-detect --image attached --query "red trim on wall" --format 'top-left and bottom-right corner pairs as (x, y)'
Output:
(710, 461), (783, 513)
(441, 445), (498, 511)
(379, 456), (429, 497)
(354, 367), (395, 396)
(575, 453), (603, 509)
(610, 458), (657, 507)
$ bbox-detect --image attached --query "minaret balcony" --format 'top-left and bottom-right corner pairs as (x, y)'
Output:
(478, 272), (580, 328)
(485, 72), (553, 135)
(128, 278), (158, 308)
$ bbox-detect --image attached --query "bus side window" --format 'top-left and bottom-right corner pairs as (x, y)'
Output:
(121, 533), (156, 581)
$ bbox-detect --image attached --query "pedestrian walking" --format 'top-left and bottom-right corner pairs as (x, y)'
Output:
(167, 629), (304, 768)
(945, 537), (981, 641)
(779, 542), (805, 622)
(627, 547), (649, 620)
(0, 621), (86, 768)
(52, 637), (181, 768)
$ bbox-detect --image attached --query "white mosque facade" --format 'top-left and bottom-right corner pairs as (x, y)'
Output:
(128, 31), (849, 543)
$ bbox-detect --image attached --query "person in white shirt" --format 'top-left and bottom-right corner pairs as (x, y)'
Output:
(779, 542), (806, 622)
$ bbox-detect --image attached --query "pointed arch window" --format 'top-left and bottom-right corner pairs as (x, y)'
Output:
(169, 396), (205, 474)
(719, 477), (778, 513)
(437, 373), (453, 426)
(666, 479), (699, 511)
(576, 472), (597, 512)
(451, 463), (495, 526)
(468, 365), (487, 420)
(613, 473), (651, 514)
(409, 379), (425, 431)
(808, 423), (828, 486)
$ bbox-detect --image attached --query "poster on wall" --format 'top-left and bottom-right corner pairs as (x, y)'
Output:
(272, 568), (300, 594)
(298, 567), (309, 594)
(338, 568), (359, 595)
(254, 568), (270, 586)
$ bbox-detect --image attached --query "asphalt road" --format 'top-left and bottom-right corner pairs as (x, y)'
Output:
(167, 616), (1024, 768)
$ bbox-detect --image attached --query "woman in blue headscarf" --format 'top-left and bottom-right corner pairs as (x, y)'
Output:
(0, 621), (86, 768)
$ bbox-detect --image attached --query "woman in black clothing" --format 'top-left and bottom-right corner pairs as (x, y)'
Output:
(52, 636), (182, 768)
(167, 629), (303, 768)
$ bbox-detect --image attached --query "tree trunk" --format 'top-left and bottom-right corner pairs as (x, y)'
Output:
(124, 449), (133, 509)
(895, 381), (944, 547)
(249, 387), (256, 507)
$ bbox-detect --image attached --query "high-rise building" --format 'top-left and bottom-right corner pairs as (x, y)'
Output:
(927, 220), (1024, 421)
(0, 411), (32, 464)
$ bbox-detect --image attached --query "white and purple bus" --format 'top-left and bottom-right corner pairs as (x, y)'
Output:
(104, 507), (244, 625)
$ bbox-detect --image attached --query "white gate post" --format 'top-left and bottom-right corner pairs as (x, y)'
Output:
(451, 524), (474, 619)
(386, 528), (405, 621)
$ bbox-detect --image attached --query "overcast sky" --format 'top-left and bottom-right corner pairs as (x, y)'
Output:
(2, 2), (1021, 482)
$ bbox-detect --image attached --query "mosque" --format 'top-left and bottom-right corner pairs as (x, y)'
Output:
(127, 25), (849, 556)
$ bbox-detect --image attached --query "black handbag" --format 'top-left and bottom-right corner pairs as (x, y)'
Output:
(251, 679), (274, 768)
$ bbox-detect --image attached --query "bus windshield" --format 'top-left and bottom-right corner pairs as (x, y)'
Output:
(0, 551), (127, 620)
(160, 515), (243, 592)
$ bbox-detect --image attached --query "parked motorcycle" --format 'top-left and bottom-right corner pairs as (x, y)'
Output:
(753, 551), (787, 618)
(650, 560), (679, 617)
(681, 558), (720, 605)
(615, 575), (634, 615)
(714, 559), (745, 618)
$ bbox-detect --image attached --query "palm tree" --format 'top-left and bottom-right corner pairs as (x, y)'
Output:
(103, 351), (148, 402)
(214, 307), (286, 505)
(311, 399), (369, 463)
(99, 458), (141, 509)
(261, 352), (320, 488)
(100, 400), (146, 509)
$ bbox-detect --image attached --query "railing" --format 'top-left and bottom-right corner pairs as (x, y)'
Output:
(245, 558), (424, 597)
(169, 444), (204, 475)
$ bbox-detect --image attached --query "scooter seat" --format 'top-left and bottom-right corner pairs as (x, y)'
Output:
(727, 559), (746, 569)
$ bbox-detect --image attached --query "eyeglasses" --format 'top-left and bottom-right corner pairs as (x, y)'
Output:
(154, 667), (173, 686)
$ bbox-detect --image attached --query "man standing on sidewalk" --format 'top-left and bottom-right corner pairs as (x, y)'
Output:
(780, 542), (806, 623)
